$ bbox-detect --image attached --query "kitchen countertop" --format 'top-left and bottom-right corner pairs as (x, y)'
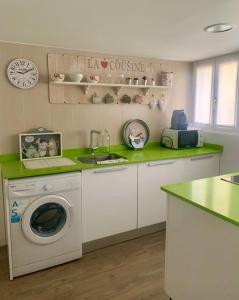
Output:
(161, 173), (239, 227)
(0, 142), (222, 180)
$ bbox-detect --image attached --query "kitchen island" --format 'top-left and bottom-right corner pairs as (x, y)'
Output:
(161, 175), (239, 300)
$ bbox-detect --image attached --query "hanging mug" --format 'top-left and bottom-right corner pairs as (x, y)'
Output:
(121, 94), (132, 104)
(149, 100), (158, 110)
(105, 93), (114, 104)
(92, 93), (102, 104)
(134, 95), (143, 104)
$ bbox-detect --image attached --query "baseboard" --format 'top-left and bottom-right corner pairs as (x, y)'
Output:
(82, 222), (166, 254)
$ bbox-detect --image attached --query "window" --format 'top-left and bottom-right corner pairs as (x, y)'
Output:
(193, 55), (239, 131)
(194, 63), (213, 124)
(216, 59), (238, 127)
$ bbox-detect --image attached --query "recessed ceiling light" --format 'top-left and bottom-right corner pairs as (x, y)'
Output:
(204, 23), (235, 33)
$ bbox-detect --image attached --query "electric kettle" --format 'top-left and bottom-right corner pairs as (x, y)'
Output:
(171, 110), (188, 130)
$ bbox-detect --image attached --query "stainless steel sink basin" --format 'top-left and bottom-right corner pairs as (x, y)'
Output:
(78, 153), (127, 164)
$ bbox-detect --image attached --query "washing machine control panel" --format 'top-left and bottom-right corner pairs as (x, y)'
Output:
(43, 184), (53, 191)
(8, 173), (81, 198)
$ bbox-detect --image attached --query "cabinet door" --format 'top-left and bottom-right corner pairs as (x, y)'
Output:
(184, 154), (220, 181)
(82, 165), (137, 242)
(138, 159), (185, 228)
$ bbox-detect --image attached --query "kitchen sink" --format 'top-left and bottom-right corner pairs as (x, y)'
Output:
(77, 153), (127, 164)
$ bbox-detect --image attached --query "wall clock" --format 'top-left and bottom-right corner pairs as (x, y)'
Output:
(7, 58), (39, 89)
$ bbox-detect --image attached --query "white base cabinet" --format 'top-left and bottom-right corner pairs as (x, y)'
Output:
(82, 154), (220, 241)
(82, 165), (137, 242)
(138, 159), (185, 227)
(138, 154), (220, 228)
(183, 154), (220, 181)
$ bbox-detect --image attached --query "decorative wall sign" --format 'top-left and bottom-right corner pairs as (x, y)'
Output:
(100, 59), (108, 69)
(48, 53), (172, 104)
(87, 57), (146, 73)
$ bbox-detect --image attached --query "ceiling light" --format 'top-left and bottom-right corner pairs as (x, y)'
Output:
(204, 23), (235, 33)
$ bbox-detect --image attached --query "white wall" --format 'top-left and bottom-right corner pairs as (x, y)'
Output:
(204, 131), (239, 175)
(0, 41), (193, 247)
(0, 41), (193, 154)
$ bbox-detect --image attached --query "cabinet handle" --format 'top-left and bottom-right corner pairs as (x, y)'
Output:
(190, 155), (214, 161)
(147, 161), (175, 167)
(94, 167), (128, 174)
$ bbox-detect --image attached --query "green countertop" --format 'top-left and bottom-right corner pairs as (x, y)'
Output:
(161, 174), (239, 227)
(0, 143), (222, 180)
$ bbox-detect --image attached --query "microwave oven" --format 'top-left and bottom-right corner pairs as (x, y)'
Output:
(161, 129), (203, 149)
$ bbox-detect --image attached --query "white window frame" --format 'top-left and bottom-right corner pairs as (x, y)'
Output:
(193, 53), (239, 134)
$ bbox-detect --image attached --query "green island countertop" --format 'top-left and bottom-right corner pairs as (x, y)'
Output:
(0, 142), (222, 180)
(161, 174), (239, 227)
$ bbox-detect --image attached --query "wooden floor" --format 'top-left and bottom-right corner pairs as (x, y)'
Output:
(0, 231), (169, 300)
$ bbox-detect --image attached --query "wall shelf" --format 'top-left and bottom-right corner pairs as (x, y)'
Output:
(51, 81), (171, 96)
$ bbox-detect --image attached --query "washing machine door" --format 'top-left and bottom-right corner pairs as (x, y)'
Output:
(22, 195), (73, 245)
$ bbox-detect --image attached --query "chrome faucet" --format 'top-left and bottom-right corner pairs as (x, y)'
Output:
(90, 130), (101, 154)
(104, 129), (111, 153)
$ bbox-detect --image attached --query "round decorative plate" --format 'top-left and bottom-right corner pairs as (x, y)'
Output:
(122, 119), (150, 149)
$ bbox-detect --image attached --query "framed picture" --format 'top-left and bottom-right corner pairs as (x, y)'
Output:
(19, 132), (62, 161)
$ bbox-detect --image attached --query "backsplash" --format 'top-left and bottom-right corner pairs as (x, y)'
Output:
(0, 41), (193, 154)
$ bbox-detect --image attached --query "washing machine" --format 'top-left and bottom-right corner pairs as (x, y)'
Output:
(6, 172), (82, 279)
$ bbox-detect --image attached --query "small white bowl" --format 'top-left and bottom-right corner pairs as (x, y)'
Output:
(69, 73), (83, 82)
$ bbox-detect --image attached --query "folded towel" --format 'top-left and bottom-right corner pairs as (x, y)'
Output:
(96, 158), (128, 165)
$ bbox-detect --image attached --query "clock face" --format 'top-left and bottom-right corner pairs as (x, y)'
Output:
(7, 58), (39, 89)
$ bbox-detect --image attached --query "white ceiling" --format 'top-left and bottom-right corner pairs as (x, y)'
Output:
(1, 0), (239, 61)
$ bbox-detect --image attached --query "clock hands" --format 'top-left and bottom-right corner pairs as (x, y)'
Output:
(17, 68), (34, 75)
(24, 68), (34, 74)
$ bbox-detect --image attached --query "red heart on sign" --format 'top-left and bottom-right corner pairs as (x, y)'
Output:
(101, 60), (108, 69)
